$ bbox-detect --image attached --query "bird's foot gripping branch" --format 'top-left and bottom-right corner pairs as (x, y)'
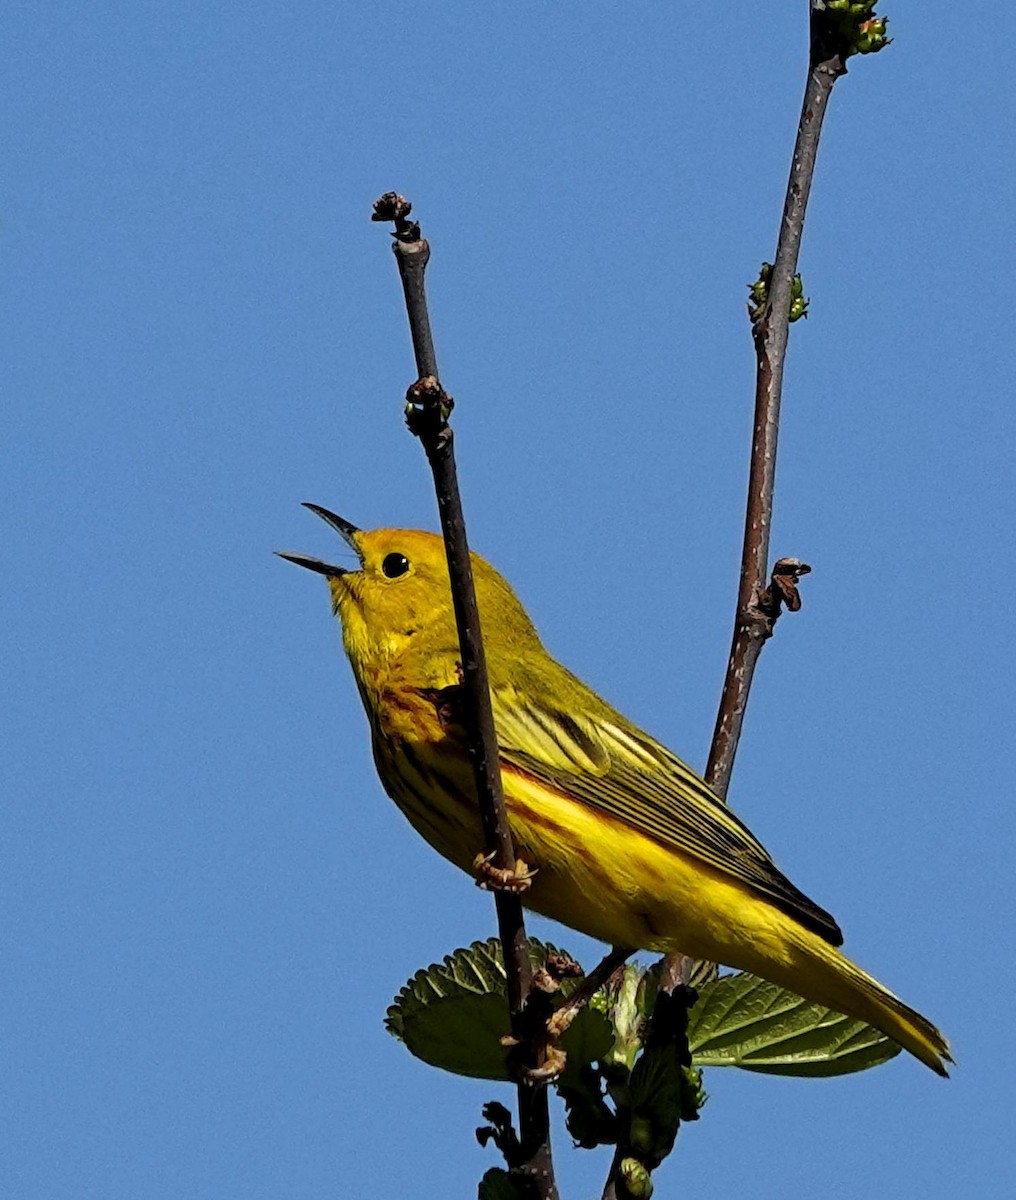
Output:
(473, 850), (539, 895)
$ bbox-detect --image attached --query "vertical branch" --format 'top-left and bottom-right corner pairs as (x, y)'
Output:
(705, 5), (853, 799)
(372, 193), (556, 1199)
(688, 0), (889, 1138)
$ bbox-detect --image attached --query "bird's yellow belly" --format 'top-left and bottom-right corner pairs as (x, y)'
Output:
(381, 743), (795, 972)
(503, 766), (792, 966)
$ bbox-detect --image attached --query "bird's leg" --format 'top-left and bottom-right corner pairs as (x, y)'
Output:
(472, 849), (538, 893)
(546, 946), (633, 1038)
(502, 948), (632, 1084)
(501, 958), (575, 1083)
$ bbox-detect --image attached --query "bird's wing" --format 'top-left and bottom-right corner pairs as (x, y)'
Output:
(491, 675), (843, 946)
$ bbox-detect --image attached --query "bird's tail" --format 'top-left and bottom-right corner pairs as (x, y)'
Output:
(784, 925), (952, 1076)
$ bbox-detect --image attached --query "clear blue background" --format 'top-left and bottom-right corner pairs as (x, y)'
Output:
(4, 3), (1012, 1197)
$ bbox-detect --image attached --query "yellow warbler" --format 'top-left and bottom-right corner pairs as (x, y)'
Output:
(280, 504), (950, 1075)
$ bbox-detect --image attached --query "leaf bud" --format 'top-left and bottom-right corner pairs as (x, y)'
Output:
(619, 1157), (654, 1200)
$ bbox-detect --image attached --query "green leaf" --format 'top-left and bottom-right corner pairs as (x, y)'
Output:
(687, 972), (901, 1077)
(558, 1065), (618, 1149)
(594, 962), (654, 1072)
(385, 939), (614, 1082)
(624, 986), (702, 1167)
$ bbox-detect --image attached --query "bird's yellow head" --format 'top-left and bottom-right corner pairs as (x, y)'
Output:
(278, 504), (542, 676)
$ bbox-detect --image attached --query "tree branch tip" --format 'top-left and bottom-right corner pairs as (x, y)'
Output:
(371, 190), (412, 221)
(817, 2), (891, 59)
(371, 190), (422, 242)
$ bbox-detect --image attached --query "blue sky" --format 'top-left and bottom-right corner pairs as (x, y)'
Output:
(4, 3), (1013, 1197)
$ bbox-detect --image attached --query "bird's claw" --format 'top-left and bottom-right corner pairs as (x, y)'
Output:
(524, 1043), (568, 1083)
(473, 850), (538, 894)
(545, 1007), (574, 1040)
(500, 1034), (568, 1084)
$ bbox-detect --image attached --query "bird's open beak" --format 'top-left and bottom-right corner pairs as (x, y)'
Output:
(275, 503), (361, 578)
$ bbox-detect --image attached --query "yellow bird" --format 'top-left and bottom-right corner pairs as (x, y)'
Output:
(280, 505), (950, 1075)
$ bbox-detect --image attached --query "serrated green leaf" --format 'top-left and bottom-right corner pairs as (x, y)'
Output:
(385, 939), (613, 1082)
(390, 990), (516, 1080)
(687, 972), (901, 1077)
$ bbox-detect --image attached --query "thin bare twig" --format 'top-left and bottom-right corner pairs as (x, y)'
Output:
(372, 193), (556, 1199)
(705, 6), (849, 799)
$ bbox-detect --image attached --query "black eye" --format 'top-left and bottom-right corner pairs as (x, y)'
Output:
(381, 552), (410, 579)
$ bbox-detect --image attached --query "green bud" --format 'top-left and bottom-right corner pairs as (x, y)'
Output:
(747, 263), (772, 322)
(604, 964), (650, 1072)
(855, 17), (890, 53)
(789, 274), (809, 322)
(619, 1158), (654, 1200)
(825, 1), (891, 58)
(678, 1066), (707, 1122)
(748, 266), (807, 323)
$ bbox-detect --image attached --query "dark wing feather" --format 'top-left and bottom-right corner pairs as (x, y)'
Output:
(491, 675), (843, 947)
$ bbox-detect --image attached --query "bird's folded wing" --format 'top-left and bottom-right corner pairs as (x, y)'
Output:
(491, 680), (843, 947)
